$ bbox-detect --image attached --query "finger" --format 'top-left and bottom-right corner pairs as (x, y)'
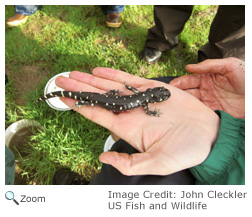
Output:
(169, 74), (201, 90)
(185, 58), (234, 75)
(92, 67), (145, 87)
(55, 75), (104, 93)
(184, 89), (201, 100)
(69, 71), (125, 92)
(99, 151), (172, 176)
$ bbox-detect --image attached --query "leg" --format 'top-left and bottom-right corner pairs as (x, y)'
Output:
(74, 100), (91, 109)
(145, 5), (194, 52)
(142, 102), (160, 117)
(100, 5), (124, 14)
(15, 5), (41, 16)
(124, 83), (140, 94)
(104, 89), (122, 96)
(199, 5), (245, 61)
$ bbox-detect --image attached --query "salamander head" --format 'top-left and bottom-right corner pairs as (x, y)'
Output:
(146, 87), (171, 103)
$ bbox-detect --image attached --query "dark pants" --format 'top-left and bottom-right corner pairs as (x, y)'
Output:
(90, 76), (195, 185)
(145, 5), (245, 61)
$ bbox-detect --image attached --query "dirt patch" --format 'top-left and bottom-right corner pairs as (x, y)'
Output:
(8, 64), (49, 106)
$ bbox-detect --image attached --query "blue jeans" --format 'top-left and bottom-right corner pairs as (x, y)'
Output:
(100, 5), (124, 14)
(15, 5), (41, 16)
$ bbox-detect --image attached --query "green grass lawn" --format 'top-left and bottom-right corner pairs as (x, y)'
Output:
(5, 5), (217, 184)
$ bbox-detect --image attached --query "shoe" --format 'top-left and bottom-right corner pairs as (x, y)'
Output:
(106, 13), (122, 28)
(6, 13), (29, 27)
(53, 168), (89, 185)
(142, 47), (162, 64)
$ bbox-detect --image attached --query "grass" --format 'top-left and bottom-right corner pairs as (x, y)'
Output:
(5, 5), (217, 184)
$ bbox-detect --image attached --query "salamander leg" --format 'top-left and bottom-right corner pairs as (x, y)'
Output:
(73, 100), (92, 109)
(104, 89), (122, 96)
(124, 82), (141, 95)
(142, 103), (160, 117)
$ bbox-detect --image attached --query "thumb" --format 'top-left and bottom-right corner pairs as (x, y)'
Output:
(169, 74), (201, 90)
(99, 151), (168, 176)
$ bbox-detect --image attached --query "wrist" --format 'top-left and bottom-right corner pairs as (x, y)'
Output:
(190, 110), (245, 184)
(200, 109), (220, 151)
(209, 110), (221, 149)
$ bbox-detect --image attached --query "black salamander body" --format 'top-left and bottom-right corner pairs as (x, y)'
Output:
(35, 83), (171, 116)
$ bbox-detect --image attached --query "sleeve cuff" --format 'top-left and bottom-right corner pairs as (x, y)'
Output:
(190, 110), (245, 185)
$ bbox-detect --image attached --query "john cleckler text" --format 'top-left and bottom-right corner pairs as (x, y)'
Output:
(107, 190), (247, 211)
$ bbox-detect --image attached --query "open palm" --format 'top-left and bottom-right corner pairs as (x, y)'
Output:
(55, 67), (219, 176)
(170, 57), (245, 118)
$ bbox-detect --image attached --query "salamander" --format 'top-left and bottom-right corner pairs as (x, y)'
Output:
(35, 83), (171, 116)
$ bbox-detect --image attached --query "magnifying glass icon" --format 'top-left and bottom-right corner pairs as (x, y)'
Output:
(5, 191), (19, 205)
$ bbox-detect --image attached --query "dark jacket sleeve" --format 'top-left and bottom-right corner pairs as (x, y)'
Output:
(5, 145), (15, 185)
(190, 110), (245, 185)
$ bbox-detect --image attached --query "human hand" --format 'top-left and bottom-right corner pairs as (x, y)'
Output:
(55, 68), (220, 176)
(170, 57), (245, 118)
